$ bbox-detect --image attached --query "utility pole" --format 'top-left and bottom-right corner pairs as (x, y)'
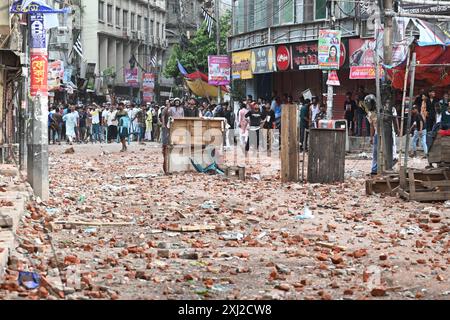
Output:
(27, 12), (49, 201)
(19, 21), (29, 171)
(382, 0), (394, 171)
(215, 0), (221, 103)
(326, 0), (335, 120)
(375, 18), (384, 174)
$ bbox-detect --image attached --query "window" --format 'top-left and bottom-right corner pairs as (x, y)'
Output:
(295, 0), (304, 23)
(247, 0), (255, 31)
(234, 0), (244, 35)
(156, 22), (160, 38)
(315, 0), (327, 20)
(107, 4), (113, 24)
(162, 24), (165, 39)
(304, 0), (314, 22)
(137, 15), (142, 31)
(98, 1), (104, 21)
(150, 19), (154, 36)
(144, 17), (148, 36)
(131, 13), (135, 30)
(280, 0), (294, 24)
(123, 10), (128, 29)
(254, 0), (267, 30)
(273, 0), (280, 25)
(116, 8), (120, 26)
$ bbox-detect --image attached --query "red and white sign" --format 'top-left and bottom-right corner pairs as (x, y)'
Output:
(276, 45), (290, 71)
(142, 73), (155, 103)
(30, 53), (48, 97)
(326, 70), (340, 86)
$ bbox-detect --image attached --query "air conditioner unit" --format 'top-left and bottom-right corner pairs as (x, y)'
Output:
(132, 31), (138, 40)
(137, 31), (143, 40)
(360, 20), (375, 38)
(57, 34), (69, 44)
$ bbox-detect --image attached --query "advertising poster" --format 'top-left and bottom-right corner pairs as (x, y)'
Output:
(48, 60), (64, 88)
(30, 53), (48, 96)
(231, 51), (253, 80)
(29, 13), (46, 49)
(125, 68), (139, 87)
(291, 42), (319, 70)
(318, 29), (341, 70)
(142, 73), (155, 103)
(276, 45), (291, 71)
(349, 39), (384, 79)
(250, 46), (276, 74)
(208, 55), (231, 86)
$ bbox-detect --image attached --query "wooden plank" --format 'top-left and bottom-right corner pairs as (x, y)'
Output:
(420, 180), (450, 188)
(410, 191), (450, 202)
(281, 104), (299, 182)
(308, 129), (345, 183)
(408, 169), (416, 194)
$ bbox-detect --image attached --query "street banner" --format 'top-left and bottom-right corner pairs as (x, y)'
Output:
(231, 51), (253, 80)
(10, 0), (71, 14)
(142, 73), (155, 103)
(250, 46), (276, 74)
(48, 60), (64, 88)
(29, 13), (46, 49)
(326, 70), (340, 86)
(30, 53), (48, 96)
(349, 38), (384, 79)
(276, 45), (291, 71)
(291, 42), (319, 70)
(318, 29), (341, 70)
(125, 68), (139, 87)
(64, 66), (73, 84)
(208, 55), (231, 86)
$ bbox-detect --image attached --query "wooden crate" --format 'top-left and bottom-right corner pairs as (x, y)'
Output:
(365, 175), (400, 195)
(170, 118), (224, 147)
(428, 135), (450, 164)
(168, 118), (225, 173)
(398, 167), (450, 202)
(307, 129), (346, 184)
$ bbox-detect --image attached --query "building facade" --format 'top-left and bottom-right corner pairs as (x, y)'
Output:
(229, 0), (378, 119)
(80, 0), (167, 102)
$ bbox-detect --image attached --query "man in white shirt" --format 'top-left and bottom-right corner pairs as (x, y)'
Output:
(73, 106), (80, 142)
(106, 105), (118, 143)
(101, 105), (109, 142)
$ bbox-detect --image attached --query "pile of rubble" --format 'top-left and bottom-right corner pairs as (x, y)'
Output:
(0, 144), (448, 300)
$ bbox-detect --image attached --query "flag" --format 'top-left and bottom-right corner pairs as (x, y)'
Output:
(177, 60), (188, 76)
(73, 33), (83, 58)
(150, 54), (157, 67)
(201, 7), (214, 38)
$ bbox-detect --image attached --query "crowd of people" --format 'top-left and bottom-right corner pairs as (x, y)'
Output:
(47, 87), (450, 174)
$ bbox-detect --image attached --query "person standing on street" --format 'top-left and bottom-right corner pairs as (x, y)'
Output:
(300, 99), (310, 152)
(145, 106), (153, 141)
(261, 102), (275, 156)
(224, 103), (236, 147)
(116, 104), (130, 152)
(160, 101), (172, 174)
(410, 105), (428, 157)
(344, 92), (357, 135)
(62, 106), (77, 145)
(238, 102), (249, 151)
(91, 104), (101, 143)
(107, 104), (118, 143)
(245, 102), (263, 155)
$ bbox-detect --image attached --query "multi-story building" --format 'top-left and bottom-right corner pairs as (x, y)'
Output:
(0, 1), (22, 151)
(80, 0), (167, 102)
(160, 0), (207, 97)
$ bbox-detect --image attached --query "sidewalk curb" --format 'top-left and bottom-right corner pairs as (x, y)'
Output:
(0, 165), (33, 282)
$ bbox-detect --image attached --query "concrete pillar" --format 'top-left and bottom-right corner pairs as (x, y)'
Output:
(116, 41), (124, 83)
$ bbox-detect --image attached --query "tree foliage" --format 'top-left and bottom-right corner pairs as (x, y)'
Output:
(164, 10), (231, 79)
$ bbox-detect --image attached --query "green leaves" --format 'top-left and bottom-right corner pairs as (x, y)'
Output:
(163, 10), (231, 79)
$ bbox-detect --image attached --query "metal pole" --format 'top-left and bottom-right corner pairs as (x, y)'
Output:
(404, 52), (417, 171)
(375, 19), (384, 174)
(215, 0), (221, 104)
(398, 38), (412, 168)
(19, 22), (29, 171)
(27, 14), (49, 200)
(383, 0), (394, 171)
(326, 0), (335, 120)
